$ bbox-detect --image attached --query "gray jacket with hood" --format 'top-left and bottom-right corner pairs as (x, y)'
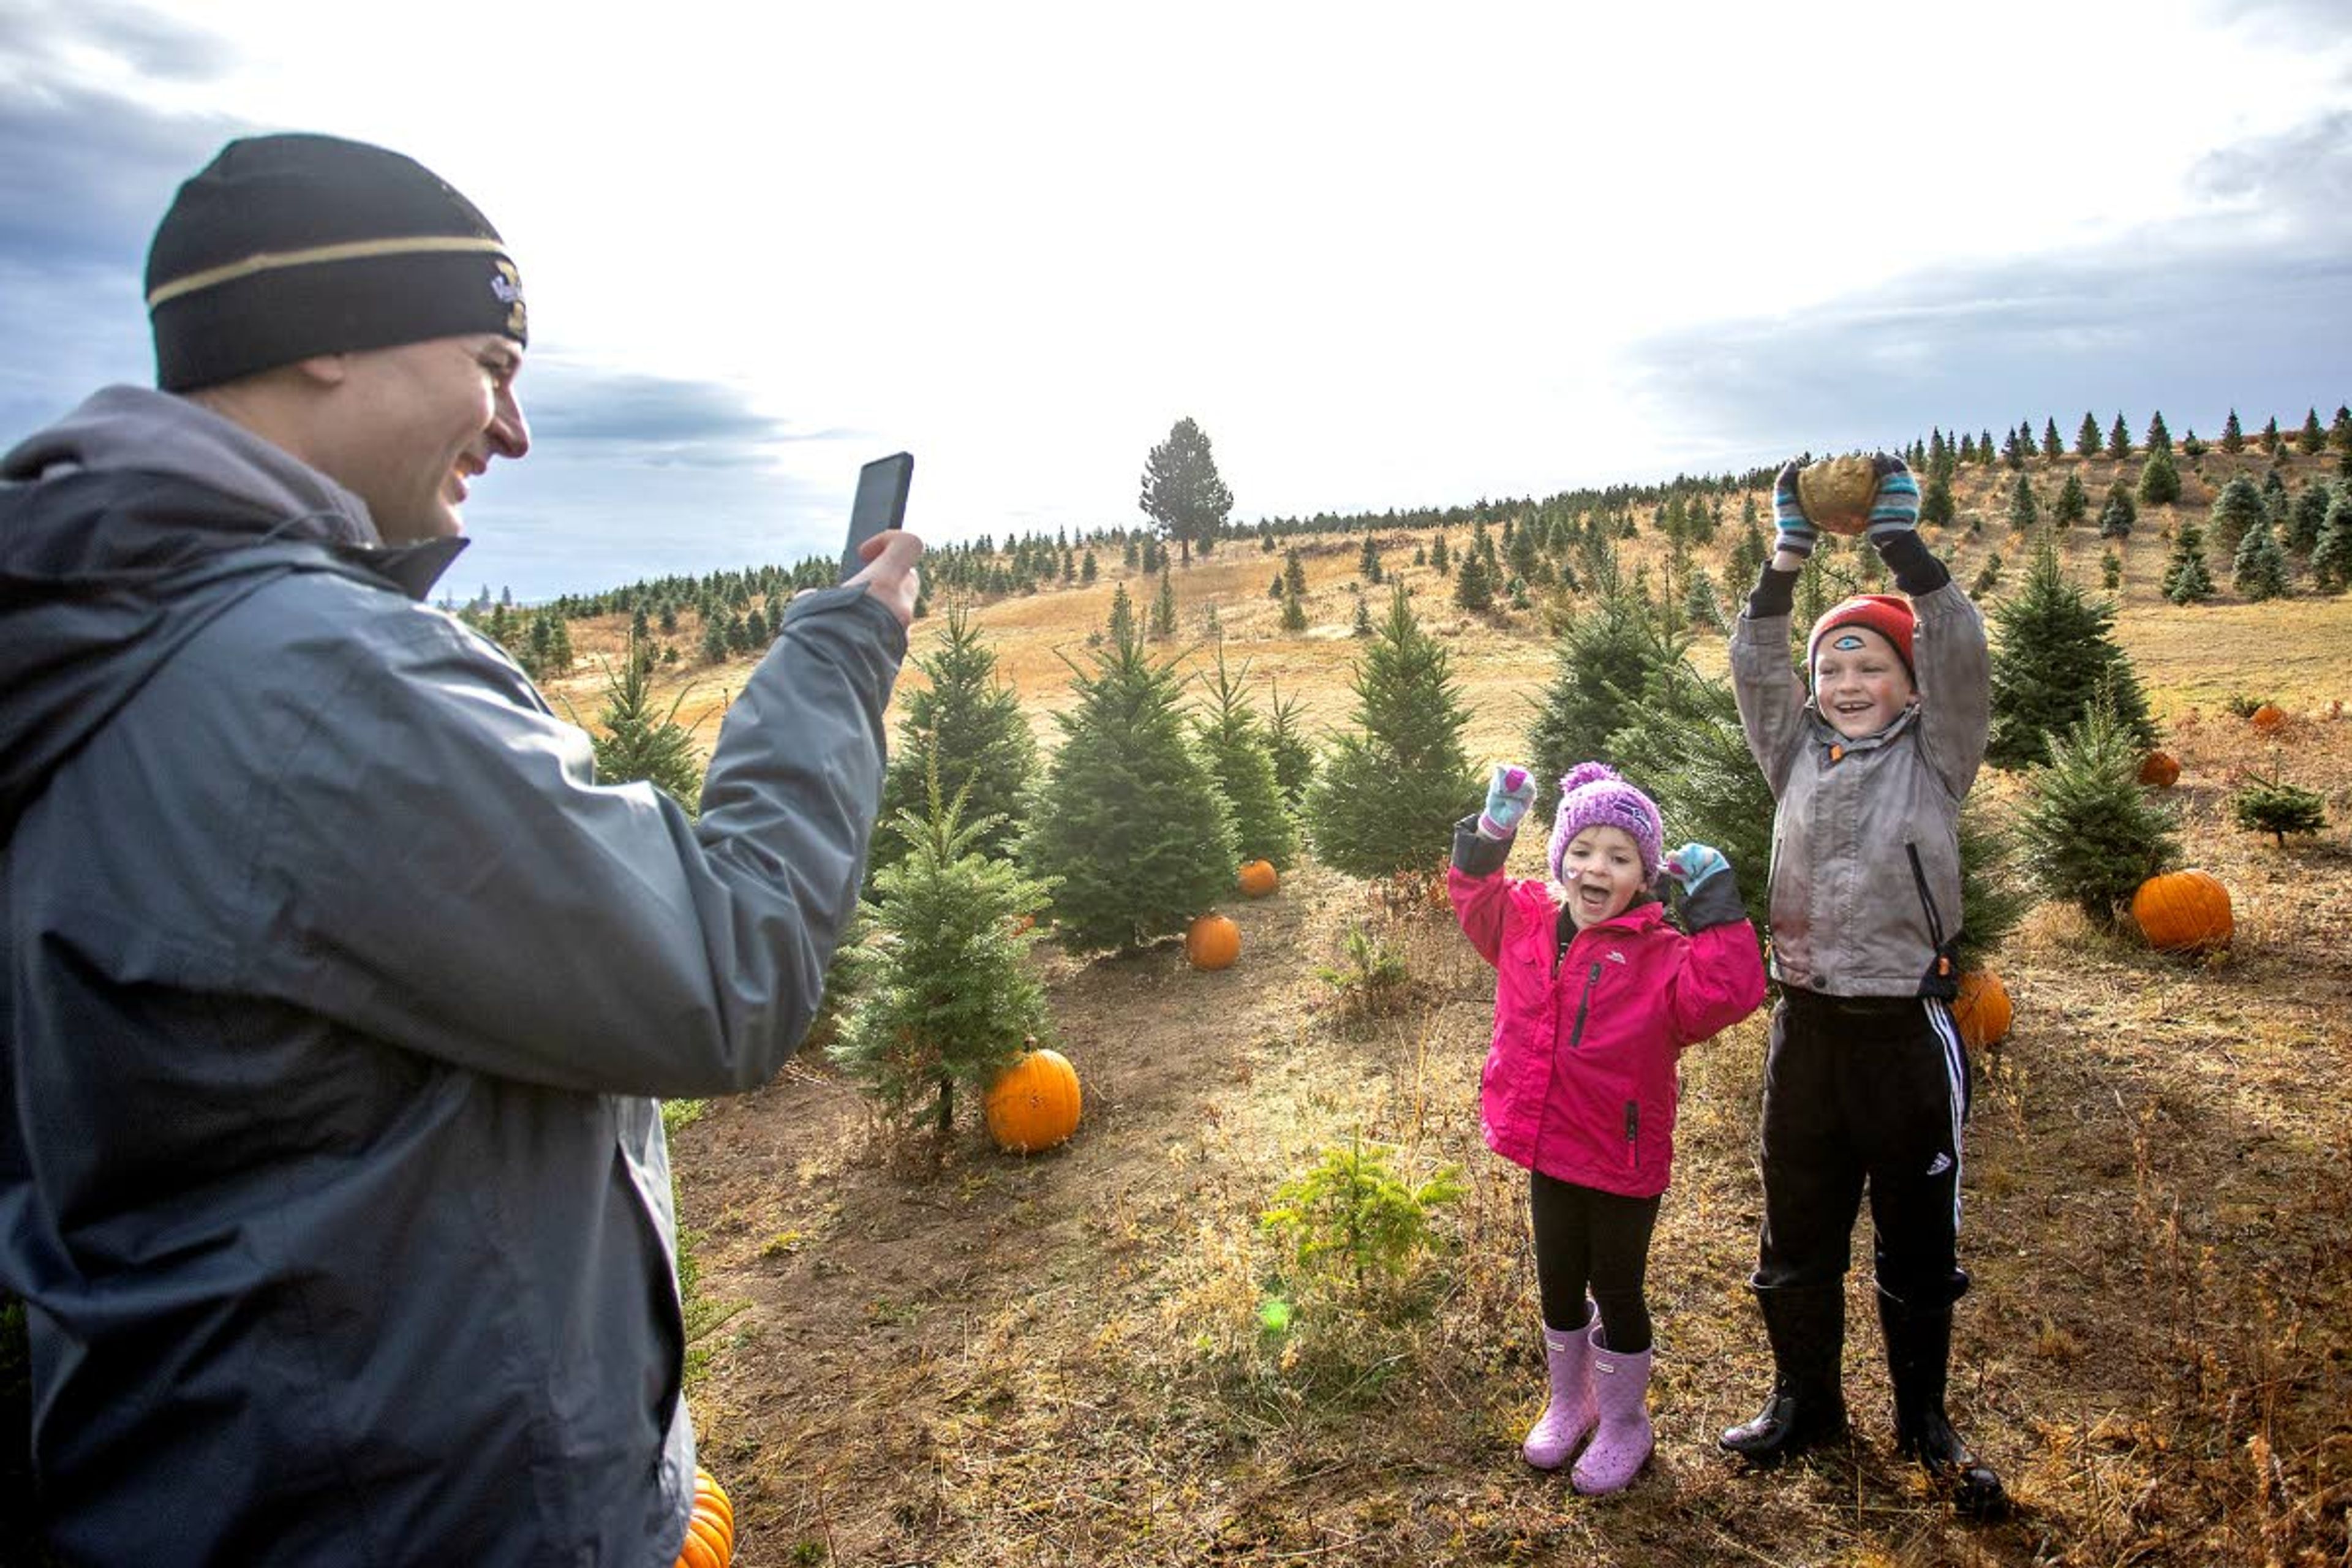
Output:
(0, 386), (906, 1566)
(1728, 533), (1990, 998)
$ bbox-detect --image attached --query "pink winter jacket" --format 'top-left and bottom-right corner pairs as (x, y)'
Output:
(1449, 835), (1765, 1198)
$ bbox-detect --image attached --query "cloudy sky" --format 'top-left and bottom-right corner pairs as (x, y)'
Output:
(4, 0), (2347, 600)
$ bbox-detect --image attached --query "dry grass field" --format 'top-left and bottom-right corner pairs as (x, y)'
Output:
(542, 445), (2352, 1567)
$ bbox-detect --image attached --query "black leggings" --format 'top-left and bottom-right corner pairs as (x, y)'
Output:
(1529, 1170), (1662, 1354)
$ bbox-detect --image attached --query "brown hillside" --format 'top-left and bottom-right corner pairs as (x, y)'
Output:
(551, 445), (2351, 1567)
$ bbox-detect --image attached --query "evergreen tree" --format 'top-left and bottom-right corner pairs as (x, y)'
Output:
(1283, 547), (1308, 598)
(1525, 589), (1681, 791)
(1081, 549), (1099, 584)
(1920, 468), (1956, 527)
(2107, 413), (2132, 459)
(584, 644), (707, 813)
(2231, 513), (2291, 601)
(2311, 492), (2352, 592)
(1684, 566), (1727, 633)
(831, 765), (1055, 1133)
(2161, 519), (2216, 604)
(2261, 415), (2282, 456)
(2001, 426), (2026, 469)
(1359, 534), (1384, 584)
(2098, 481), (2138, 538)
(1452, 545), (1496, 612)
(2233, 775), (2326, 848)
(2144, 410), (2172, 454)
(1138, 415), (1234, 564)
(2042, 417), (2063, 461)
(1106, 582), (1137, 642)
(2076, 412), (2103, 458)
(1263, 679), (1317, 809)
(2220, 409), (2244, 453)
(2209, 473), (2266, 556)
(1730, 512), (1770, 584)
(1195, 650), (1300, 870)
(1352, 596), (1374, 636)
(1019, 617), (1237, 952)
(2007, 473), (2040, 529)
(2015, 693), (2180, 928)
(1954, 798), (2039, 973)
(2298, 407), (2327, 454)
(1303, 584), (1479, 881)
(1150, 570), (1178, 638)
(2137, 446), (2181, 505)
(1429, 530), (1451, 575)
(1280, 581), (1309, 631)
(2332, 405), (2352, 453)
(1986, 540), (2157, 769)
(873, 602), (1037, 876)
(2052, 470), (2089, 526)
(2101, 549), (2123, 592)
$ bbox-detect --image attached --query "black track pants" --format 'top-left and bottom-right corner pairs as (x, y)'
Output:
(1751, 988), (1972, 1311)
(1529, 1170), (1662, 1352)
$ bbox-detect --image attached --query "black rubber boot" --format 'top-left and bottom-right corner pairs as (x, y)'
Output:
(1719, 1284), (1849, 1461)
(1878, 1294), (2007, 1519)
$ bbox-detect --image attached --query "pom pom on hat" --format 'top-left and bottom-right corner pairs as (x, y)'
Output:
(1807, 594), (1915, 682)
(1547, 763), (1664, 886)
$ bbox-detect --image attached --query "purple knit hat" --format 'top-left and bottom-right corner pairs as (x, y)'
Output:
(1547, 763), (1664, 886)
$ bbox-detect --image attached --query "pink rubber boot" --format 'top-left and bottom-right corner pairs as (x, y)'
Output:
(1570, 1324), (1654, 1495)
(1521, 1305), (1597, 1469)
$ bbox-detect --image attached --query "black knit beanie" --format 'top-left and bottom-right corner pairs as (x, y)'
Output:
(146, 133), (527, 392)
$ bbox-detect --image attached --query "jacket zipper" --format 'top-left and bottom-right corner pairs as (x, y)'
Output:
(1534, 956), (1604, 1173)
(1624, 1100), (1639, 1169)
(1904, 842), (1947, 952)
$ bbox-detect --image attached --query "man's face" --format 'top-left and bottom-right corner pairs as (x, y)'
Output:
(1812, 628), (1916, 739)
(328, 333), (529, 544)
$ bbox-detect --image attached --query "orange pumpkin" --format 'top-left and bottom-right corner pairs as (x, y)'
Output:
(1950, 970), (2013, 1049)
(1185, 912), (1242, 971)
(2250, 703), (2286, 733)
(2136, 750), (2181, 788)
(983, 1047), (1082, 1153)
(683, 1468), (733, 1564)
(2131, 870), (2233, 953)
(1238, 859), (1279, 898)
(674, 1525), (723, 1568)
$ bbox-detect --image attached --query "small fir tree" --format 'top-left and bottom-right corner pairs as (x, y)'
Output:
(1428, 531), (1451, 575)
(2208, 474), (2266, 556)
(2138, 447), (2182, 505)
(1525, 587), (1684, 791)
(1196, 649), (1300, 870)
(1150, 570), (1178, 638)
(2042, 417), (2064, 461)
(1452, 545), (1496, 612)
(2007, 473), (2040, 529)
(2310, 493), (2352, 592)
(2161, 520), (2217, 605)
(831, 766), (1056, 1133)
(2261, 415), (2282, 456)
(874, 602), (1037, 876)
(2052, 470), (2089, 526)
(2288, 482), (2334, 554)
(2098, 481), (2138, 538)
(1019, 617), (1238, 952)
(584, 644), (706, 814)
(2016, 693), (2180, 927)
(1986, 540), (2157, 769)
(2231, 775), (2326, 848)
(1280, 581), (1309, 631)
(2101, 549), (2123, 591)
(2145, 411), (2173, 454)
(1263, 678), (1317, 809)
(1955, 799), (2038, 973)
(1283, 548), (1308, 599)
(1920, 468), (1956, 528)
(2076, 412), (2103, 458)
(2231, 513), (2291, 601)
(1303, 584), (1479, 881)
(2107, 413), (2132, 459)
(2220, 409), (2244, 453)
(2298, 408), (2327, 454)
(1351, 596), (1374, 636)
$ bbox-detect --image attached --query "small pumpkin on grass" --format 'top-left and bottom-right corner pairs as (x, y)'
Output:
(1950, 970), (2013, 1049)
(2250, 703), (2286, 733)
(1238, 859), (1279, 898)
(2131, 869), (2233, 954)
(984, 1046), (1082, 1153)
(1186, 912), (1242, 971)
(2136, 750), (2180, 789)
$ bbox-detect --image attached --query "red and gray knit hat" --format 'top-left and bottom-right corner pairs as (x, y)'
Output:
(1807, 594), (1915, 682)
(145, 133), (527, 392)
(1547, 762), (1664, 886)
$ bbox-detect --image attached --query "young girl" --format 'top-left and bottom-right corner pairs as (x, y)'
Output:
(1449, 762), (1765, 1494)
(1721, 453), (2004, 1518)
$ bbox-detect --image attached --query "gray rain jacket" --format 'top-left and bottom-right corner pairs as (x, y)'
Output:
(0, 386), (905, 1566)
(1729, 535), (1990, 998)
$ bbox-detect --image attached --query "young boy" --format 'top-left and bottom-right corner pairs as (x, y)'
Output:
(1719, 454), (2005, 1517)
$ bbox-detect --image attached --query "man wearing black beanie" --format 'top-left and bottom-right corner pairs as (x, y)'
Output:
(0, 133), (919, 1566)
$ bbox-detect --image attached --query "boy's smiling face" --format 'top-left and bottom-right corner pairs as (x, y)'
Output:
(1556, 824), (1643, 930)
(1812, 627), (1917, 739)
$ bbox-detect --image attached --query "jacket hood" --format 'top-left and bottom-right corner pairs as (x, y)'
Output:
(0, 385), (465, 834)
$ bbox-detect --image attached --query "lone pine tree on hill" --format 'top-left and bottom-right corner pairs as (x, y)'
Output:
(1139, 416), (1234, 565)
(1987, 541), (2157, 769)
(1304, 583), (1479, 881)
(1020, 616), (1237, 952)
